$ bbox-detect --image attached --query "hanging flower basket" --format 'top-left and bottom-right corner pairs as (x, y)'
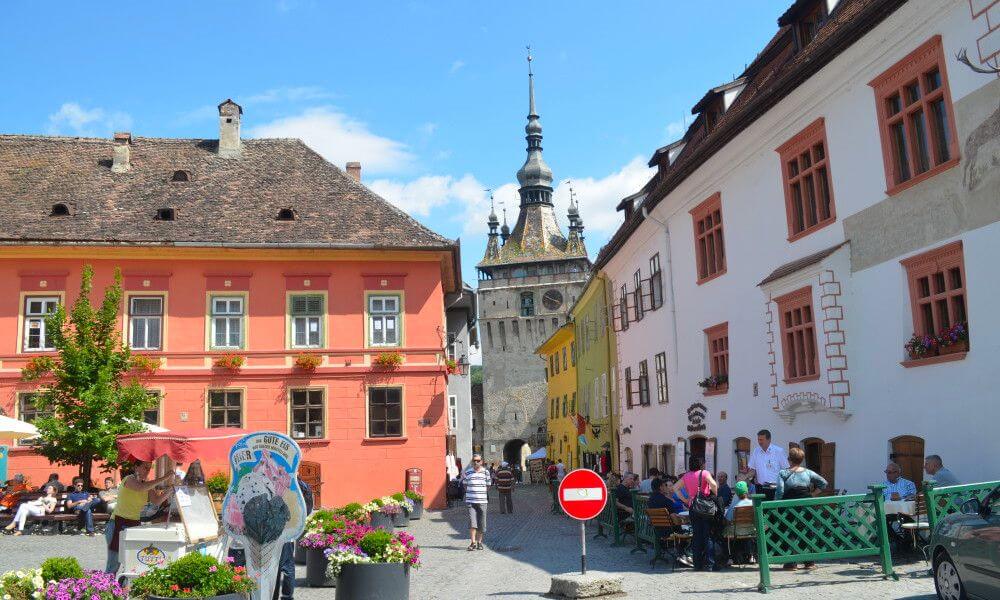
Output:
(130, 355), (162, 375)
(213, 354), (245, 370)
(373, 352), (402, 370)
(295, 354), (322, 371)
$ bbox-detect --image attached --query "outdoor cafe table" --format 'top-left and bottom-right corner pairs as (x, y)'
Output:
(883, 500), (916, 516)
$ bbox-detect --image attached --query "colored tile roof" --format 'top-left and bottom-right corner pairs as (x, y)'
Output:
(758, 242), (848, 286)
(0, 134), (455, 250)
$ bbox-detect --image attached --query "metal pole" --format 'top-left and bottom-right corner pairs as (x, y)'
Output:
(580, 520), (587, 575)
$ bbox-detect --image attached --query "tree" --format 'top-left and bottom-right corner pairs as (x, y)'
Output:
(21, 265), (155, 483)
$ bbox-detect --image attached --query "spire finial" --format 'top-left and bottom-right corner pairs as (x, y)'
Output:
(526, 45), (537, 117)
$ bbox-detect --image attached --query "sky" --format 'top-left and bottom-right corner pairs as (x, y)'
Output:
(1, 1), (790, 287)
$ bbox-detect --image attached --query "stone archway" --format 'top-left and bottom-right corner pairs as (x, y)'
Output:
(503, 439), (529, 472)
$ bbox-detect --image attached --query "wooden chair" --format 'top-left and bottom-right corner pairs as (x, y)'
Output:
(725, 505), (757, 565)
(900, 493), (930, 550)
(644, 508), (674, 568)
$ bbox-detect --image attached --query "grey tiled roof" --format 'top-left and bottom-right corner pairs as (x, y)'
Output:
(0, 134), (455, 250)
(758, 242), (847, 286)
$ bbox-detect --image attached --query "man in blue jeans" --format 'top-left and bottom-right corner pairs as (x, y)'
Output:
(66, 477), (100, 536)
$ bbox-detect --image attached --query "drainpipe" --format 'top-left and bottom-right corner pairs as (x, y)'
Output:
(641, 205), (679, 373)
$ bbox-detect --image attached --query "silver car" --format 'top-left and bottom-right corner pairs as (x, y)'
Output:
(929, 485), (1000, 600)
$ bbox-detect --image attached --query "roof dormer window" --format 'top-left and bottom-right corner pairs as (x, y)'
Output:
(276, 208), (296, 221)
(50, 203), (71, 216)
(170, 170), (191, 182)
(156, 208), (176, 221)
(779, 0), (829, 51)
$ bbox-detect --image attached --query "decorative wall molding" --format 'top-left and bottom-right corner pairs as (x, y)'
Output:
(775, 391), (853, 424)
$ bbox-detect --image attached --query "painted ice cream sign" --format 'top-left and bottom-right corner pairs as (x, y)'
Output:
(221, 432), (306, 600)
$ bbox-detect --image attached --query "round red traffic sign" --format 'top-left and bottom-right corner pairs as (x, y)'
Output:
(557, 468), (608, 521)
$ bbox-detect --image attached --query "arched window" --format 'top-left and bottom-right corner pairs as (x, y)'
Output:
(276, 208), (296, 221)
(623, 447), (634, 475)
(519, 293), (534, 317)
(170, 170), (191, 182)
(155, 208), (176, 221)
(50, 203), (70, 216)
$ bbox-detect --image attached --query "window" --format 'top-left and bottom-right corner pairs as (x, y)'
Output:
(649, 254), (663, 310)
(290, 295), (324, 348)
(633, 270), (644, 321)
(570, 341), (576, 366)
(17, 392), (51, 446)
(448, 395), (458, 432)
(775, 288), (819, 381)
(624, 367), (633, 409)
(290, 389), (324, 439)
(446, 332), (457, 361)
(369, 295), (401, 347)
(170, 170), (190, 182)
(638, 360), (650, 406)
(143, 391), (161, 426)
(129, 296), (163, 350)
(690, 193), (726, 283)
(796, 1), (826, 48)
(704, 322), (729, 386)
(869, 36), (959, 195)
(901, 241), (967, 339)
(156, 207), (176, 221)
(619, 284), (629, 331)
(208, 390), (243, 428)
(549, 354), (556, 376)
(562, 346), (568, 371)
(562, 394), (568, 417)
(23, 296), (59, 351)
(276, 208), (296, 221)
(211, 297), (244, 349)
(50, 203), (70, 216)
(571, 392), (576, 415)
(777, 118), (836, 240)
(520, 292), (535, 317)
(654, 352), (668, 404)
(368, 387), (403, 438)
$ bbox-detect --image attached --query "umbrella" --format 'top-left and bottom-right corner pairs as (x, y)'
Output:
(116, 428), (245, 463)
(0, 414), (38, 439)
(526, 447), (547, 460)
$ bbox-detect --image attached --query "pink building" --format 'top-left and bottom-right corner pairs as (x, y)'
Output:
(0, 100), (460, 508)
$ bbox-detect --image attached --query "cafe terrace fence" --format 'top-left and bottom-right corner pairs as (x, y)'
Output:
(924, 479), (1000, 531)
(752, 485), (896, 593)
(595, 486), (625, 546)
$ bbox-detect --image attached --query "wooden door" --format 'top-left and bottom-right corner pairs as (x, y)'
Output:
(819, 442), (836, 493)
(890, 436), (925, 487)
(300, 461), (322, 509)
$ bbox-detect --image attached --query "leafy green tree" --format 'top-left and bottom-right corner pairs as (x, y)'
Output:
(21, 265), (155, 483)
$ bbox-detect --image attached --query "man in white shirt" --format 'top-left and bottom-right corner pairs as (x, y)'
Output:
(555, 460), (567, 481)
(747, 429), (788, 500)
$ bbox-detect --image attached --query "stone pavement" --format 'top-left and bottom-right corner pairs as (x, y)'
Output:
(0, 484), (937, 599)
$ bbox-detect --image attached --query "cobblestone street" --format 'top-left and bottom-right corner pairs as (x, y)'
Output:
(0, 484), (938, 599)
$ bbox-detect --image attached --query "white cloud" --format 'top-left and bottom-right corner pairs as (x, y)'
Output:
(369, 173), (488, 218)
(552, 157), (654, 238)
(665, 117), (687, 141)
(245, 86), (335, 104)
(47, 103), (132, 137)
(449, 60), (466, 74)
(249, 106), (414, 175)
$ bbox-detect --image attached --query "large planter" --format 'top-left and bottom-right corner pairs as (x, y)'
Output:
(391, 510), (408, 528)
(294, 541), (307, 565)
(305, 547), (335, 587)
(151, 595), (248, 600)
(938, 340), (969, 355)
(369, 512), (394, 531)
(408, 499), (423, 520)
(335, 563), (409, 600)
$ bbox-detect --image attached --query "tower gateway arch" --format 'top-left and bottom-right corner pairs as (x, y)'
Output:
(476, 53), (590, 471)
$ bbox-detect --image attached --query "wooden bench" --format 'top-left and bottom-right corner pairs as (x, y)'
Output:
(16, 492), (112, 534)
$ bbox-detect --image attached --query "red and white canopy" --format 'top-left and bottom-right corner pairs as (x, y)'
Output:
(116, 428), (245, 464)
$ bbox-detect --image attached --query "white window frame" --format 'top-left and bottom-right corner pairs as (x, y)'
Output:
(211, 296), (244, 349)
(448, 394), (458, 432)
(290, 295), (324, 349)
(23, 296), (59, 351)
(368, 294), (401, 347)
(129, 296), (164, 350)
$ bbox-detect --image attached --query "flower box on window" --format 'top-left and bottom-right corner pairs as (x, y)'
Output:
(373, 352), (402, 370)
(904, 322), (969, 361)
(130, 354), (162, 375)
(213, 353), (245, 370)
(295, 353), (322, 371)
(697, 374), (728, 394)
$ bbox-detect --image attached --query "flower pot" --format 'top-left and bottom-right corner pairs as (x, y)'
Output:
(391, 510), (408, 528)
(294, 541), (307, 565)
(369, 512), (394, 532)
(305, 547), (335, 587)
(938, 340), (968, 355)
(335, 563), (409, 600)
(150, 595), (248, 600)
(408, 499), (423, 520)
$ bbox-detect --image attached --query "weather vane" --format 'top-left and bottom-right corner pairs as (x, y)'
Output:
(526, 45), (533, 75)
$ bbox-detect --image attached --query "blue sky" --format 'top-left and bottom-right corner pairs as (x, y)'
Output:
(1, 1), (789, 284)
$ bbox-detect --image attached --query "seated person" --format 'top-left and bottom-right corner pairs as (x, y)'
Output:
(614, 473), (638, 520)
(39, 473), (66, 494)
(716, 472), (733, 508)
(639, 468), (660, 493)
(66, 477), (102, 536)
(98, 477), (118, 513)
(5, 485), (57, 535)
(725, 481), (754, 521)
(0, 474), (29, 513)
(648, 477), (682, 538)
(882, 462), (917, 501)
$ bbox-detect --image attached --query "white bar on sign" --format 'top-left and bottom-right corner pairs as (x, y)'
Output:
(562, 487), (604, 501)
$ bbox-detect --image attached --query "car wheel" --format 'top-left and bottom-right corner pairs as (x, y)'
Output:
(934, 553), (967, 600)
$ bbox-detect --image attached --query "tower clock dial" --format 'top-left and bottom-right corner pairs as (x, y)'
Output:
(542, 289), (563, 310)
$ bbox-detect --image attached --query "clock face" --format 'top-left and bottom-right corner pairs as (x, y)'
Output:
(542, 289), (563, 311)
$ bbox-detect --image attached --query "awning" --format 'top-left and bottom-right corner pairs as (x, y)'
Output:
(116, 429), (245, 464)
(526, 447), (547, 460)
(0, 414), (38, 439)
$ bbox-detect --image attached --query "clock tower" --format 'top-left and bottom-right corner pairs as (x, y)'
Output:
(476, 51), (590, 469)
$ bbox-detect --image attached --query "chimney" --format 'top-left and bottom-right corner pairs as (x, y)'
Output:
(217, 99), (243, 158)
(111, 132), (132, 173)
(346, 162), (361, 182)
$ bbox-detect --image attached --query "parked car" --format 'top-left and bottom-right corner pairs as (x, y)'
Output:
(929, 484), (1000, 600)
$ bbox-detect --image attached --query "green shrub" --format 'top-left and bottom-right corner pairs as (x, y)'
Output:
(334, 502), (366, 522)
(130, 553), (255, 598)
(358, 530), (393, 559)
(41, 557), (83, 583)
(205, 472), (230, 495)
(370, 497), (384, 507)
(390, 492), (405, 502)
(321, 519), (347, 534)
(404, 489), (423, 502)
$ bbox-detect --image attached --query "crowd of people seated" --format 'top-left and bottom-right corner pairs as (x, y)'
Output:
(0, 473), (119, 535)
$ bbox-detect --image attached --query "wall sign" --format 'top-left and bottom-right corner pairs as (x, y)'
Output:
(686, 403), (707, 432)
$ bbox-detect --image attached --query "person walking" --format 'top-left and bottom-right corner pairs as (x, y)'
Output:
(674, 457), (719, 571)
(775, 447), (828, 571)
(494, 462), (515, 514)
(462, 454), (491, 551)
(4, 485), (57, 535)
(748, 429), (788, 500)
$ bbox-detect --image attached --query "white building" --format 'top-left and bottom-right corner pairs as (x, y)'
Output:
(596, 0), (1000, 493)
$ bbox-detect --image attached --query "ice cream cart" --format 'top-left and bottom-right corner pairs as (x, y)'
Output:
(114, 430), (245, 581)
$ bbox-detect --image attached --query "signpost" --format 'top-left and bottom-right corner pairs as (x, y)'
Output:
(557, 468), (607, 575)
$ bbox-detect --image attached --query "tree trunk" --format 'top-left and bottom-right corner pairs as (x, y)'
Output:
(81, 458), (93, 486)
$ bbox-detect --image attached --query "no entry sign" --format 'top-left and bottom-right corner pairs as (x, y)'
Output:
(558, 468), (607, 521)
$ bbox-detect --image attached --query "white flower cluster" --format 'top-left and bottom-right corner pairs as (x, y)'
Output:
(0, 567), (45, 600)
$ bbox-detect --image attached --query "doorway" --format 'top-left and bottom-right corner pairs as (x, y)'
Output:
(890, 435), (925, 486)
(801, 437), (836, 493)
(300, 460), (321, 508)
(503, 439), (528, 471)
(658, 444), (675, 477)
(641, 444), (657, 478)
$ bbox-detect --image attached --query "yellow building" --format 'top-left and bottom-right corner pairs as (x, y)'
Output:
(537, 322), (579, 469)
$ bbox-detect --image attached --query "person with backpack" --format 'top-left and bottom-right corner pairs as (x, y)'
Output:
(775, 446), (827, 571)
(674, 456), (719, 571)
(494, 462), (516, 514)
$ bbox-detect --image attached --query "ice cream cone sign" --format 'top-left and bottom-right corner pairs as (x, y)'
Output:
(221, 432), (307, 600)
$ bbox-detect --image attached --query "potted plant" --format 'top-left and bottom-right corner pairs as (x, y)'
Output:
(44, 571), (126, 600)
(404, 490), (424, 520)
(937, 322), (969, 355)
(364, 499), (393, 532)
(213, 353), (245, 371)
(382, 496), (409, 528)
(332, 529), (419, 600)
(129, 355), (162, 375)
(294, 353), (322, 371)
(40, 557), (83, 583)
(372, 352), (402, 370)
(299, 531), (339, 587)
(0, 567), (45, 600)
(206, 472), (230, 514)
(333, 502), (367, 523)
(128, 553), (255, 600)
(697, 374), (728, 392)
(444, 358), (459, 375)
(904, 333), (934, 360)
